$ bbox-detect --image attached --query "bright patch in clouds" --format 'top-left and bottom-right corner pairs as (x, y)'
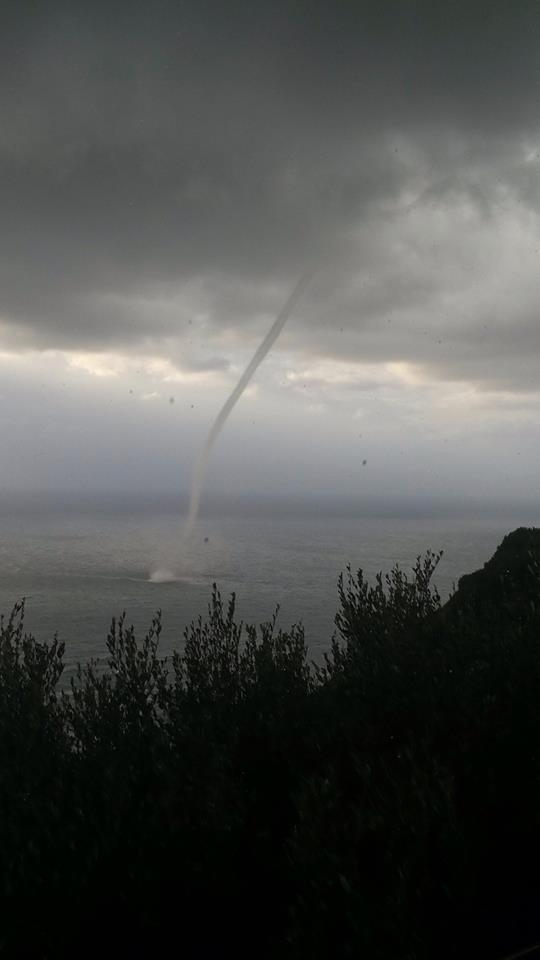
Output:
(63, 351), (227, 386)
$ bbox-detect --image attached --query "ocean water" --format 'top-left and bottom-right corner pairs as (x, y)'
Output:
(0, 508), (537, 680)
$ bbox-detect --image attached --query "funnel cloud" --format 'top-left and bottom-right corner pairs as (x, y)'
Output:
(149, 274), (311, 581)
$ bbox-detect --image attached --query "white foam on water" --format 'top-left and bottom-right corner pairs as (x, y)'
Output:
(148, 568), (180, 583)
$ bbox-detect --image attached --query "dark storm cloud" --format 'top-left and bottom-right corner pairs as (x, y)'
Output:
(2, 0), (540, 386)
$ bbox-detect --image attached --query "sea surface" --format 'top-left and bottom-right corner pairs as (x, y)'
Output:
(0, 507), (538, 681)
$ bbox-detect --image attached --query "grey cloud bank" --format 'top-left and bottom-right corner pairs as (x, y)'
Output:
(1, 0), (540, 504)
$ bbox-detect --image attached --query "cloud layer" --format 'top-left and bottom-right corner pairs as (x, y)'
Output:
(1, 1), (540, 503)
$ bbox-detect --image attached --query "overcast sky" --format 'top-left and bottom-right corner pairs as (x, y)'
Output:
(1, 0), (540, 510)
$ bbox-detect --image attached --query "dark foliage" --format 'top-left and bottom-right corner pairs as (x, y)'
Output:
(1, 529), (540, 958)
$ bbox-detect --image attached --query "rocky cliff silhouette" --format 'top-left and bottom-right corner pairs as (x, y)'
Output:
(444, 526), (540, 623)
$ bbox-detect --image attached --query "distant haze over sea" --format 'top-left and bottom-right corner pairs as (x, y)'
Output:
(0, 489), (537, 520)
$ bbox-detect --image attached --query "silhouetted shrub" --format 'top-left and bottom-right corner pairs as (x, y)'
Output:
(2, 529), (540, 957)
